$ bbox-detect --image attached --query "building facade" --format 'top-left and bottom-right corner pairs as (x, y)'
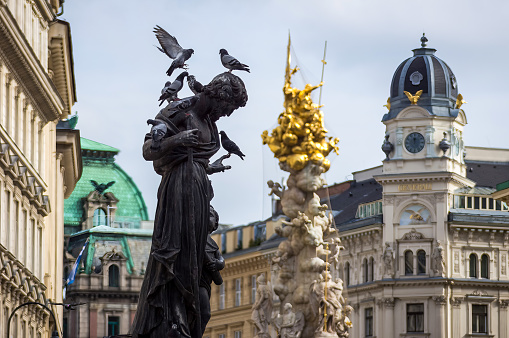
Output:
(207, 39), (509, 338)
(0, 0), (81, 337)
(63, 137), (150, 338)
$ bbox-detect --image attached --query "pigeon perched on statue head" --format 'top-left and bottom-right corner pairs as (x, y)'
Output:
(219, 131), (245, 160)
(158, 71), (188, 106)
(154, 25), (194, 77)
(219, 49), (250, 73)
(147, 119), (168, 150)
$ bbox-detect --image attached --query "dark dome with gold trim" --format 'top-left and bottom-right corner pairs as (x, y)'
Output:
(383, 35), (461, 121)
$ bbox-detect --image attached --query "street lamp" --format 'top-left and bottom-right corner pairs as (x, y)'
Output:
(7, 302), (60, 338)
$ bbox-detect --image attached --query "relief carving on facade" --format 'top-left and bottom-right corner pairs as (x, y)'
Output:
(382, 242), (395, 278)
(432, 295), (447, 305)
(502, 254), (507, 275)
(451, 297), (463, 307)
(454, 252), (459, 273)
(401, 228), (425, 240)
(377, 297), (395, 308)
(470, 289), (489, 296)
(498, 300), (509, 309)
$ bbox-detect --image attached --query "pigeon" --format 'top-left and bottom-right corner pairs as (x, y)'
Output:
(158, 71), (188, 106)
(90, 180), (115, 195)
(219, 49), (250, 73)
(147, 119), (168, 150)
(219, 131), (245, 160)
(154, 26), (194, 77)
(187, 75), (203, 95)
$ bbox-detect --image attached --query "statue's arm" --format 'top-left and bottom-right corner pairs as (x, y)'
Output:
(142, 129), (199, 161)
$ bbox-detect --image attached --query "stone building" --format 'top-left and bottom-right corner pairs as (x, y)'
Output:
(206, 39), (509, 338)
(0, 0), (82, 337)
(63, 137), (150, 338)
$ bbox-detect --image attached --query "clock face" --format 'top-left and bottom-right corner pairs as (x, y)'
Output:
(405, 132), (425, 153)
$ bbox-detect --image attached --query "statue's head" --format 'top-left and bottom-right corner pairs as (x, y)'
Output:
(257, 273), (266, 285)
(203, 72), (248, 122)
(284, 303), (292, 312)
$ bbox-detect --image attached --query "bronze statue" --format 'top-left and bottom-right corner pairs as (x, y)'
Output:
(131, 72), (247, 338)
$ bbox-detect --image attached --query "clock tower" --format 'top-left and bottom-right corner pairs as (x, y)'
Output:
(375, 35), (474, 287)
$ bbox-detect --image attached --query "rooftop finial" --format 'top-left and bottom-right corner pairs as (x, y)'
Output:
(421, 33), (428, 48)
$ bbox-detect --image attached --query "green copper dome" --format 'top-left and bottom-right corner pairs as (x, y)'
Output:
(64, 138), (149, 235)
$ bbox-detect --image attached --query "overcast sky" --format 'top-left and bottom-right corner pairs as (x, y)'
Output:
(62, 0), (509, 226)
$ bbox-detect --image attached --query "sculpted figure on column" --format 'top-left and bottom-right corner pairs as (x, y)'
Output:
(252, 273), (274, 338)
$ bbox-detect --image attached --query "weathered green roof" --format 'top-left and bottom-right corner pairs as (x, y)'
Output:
(67, 225), (152, 275)
(80, 138), (120, 153)
(64, 138), (149, 231)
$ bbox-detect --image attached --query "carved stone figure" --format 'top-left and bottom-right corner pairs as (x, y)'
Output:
(131, 72), (248, 338)
(382, 242), (394, 277)
(252, 273), (273, 338)
(275, 303), (304, 338)
(432, 240), (446, 276)
(310, 272), (344, 335)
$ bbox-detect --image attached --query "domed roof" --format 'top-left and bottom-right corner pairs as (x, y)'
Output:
(383, 35), (460, 121)
(64, 138), (149, 234)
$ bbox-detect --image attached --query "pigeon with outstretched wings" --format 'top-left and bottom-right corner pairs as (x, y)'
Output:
(154, 26), (194, 77)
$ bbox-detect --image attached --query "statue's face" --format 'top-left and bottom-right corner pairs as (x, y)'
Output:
(209, 101), (238, 122)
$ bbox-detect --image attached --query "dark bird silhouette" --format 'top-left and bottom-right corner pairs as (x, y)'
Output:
(158, 71), (188, 106)
(147, 119), (168, 150)
(90, 180), (115, 194)
(187, 74), (203, 95)
(219, 131), (245, 160)
(219, 49), (250, 73)
(154, 26), (194, 77)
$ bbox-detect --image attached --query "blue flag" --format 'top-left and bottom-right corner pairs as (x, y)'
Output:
(66, 238), (89, 287)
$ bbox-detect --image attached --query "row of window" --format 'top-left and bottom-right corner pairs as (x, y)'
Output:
(356, 200), (383, 219)
(469, 253), (490, 279)
(0, 187), (43, 278)
(218, 275), (258, 310)
(454, 194), (509, 211)
(342, 251), (492, 285)
(364, 303), (488, 336)
(0, 67), (46, 173)
(1, 308), (43, 338)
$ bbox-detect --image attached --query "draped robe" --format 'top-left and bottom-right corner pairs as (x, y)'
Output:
(131, 106), (220, 338)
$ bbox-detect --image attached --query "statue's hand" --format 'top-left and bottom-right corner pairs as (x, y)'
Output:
(206, 260), (217, 272)
(175, 129), (199, 146)
(206, 154), (231, 174)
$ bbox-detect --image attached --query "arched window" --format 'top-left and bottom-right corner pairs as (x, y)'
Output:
(109, 265), (119, 287)
(481, 254), (489, 279)
(363, 258), (368, 283)
(369, 257), (375, 281)
(405, 251), (414, 275)
(93, 208), (107, 227)
(417, 250), (426, 274)
(345, 262), (350, 286)
(469, 254), (478, 278)
(338, 263), (344, 280)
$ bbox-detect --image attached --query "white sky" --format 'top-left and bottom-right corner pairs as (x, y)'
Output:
(63, 0), (509, 226)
